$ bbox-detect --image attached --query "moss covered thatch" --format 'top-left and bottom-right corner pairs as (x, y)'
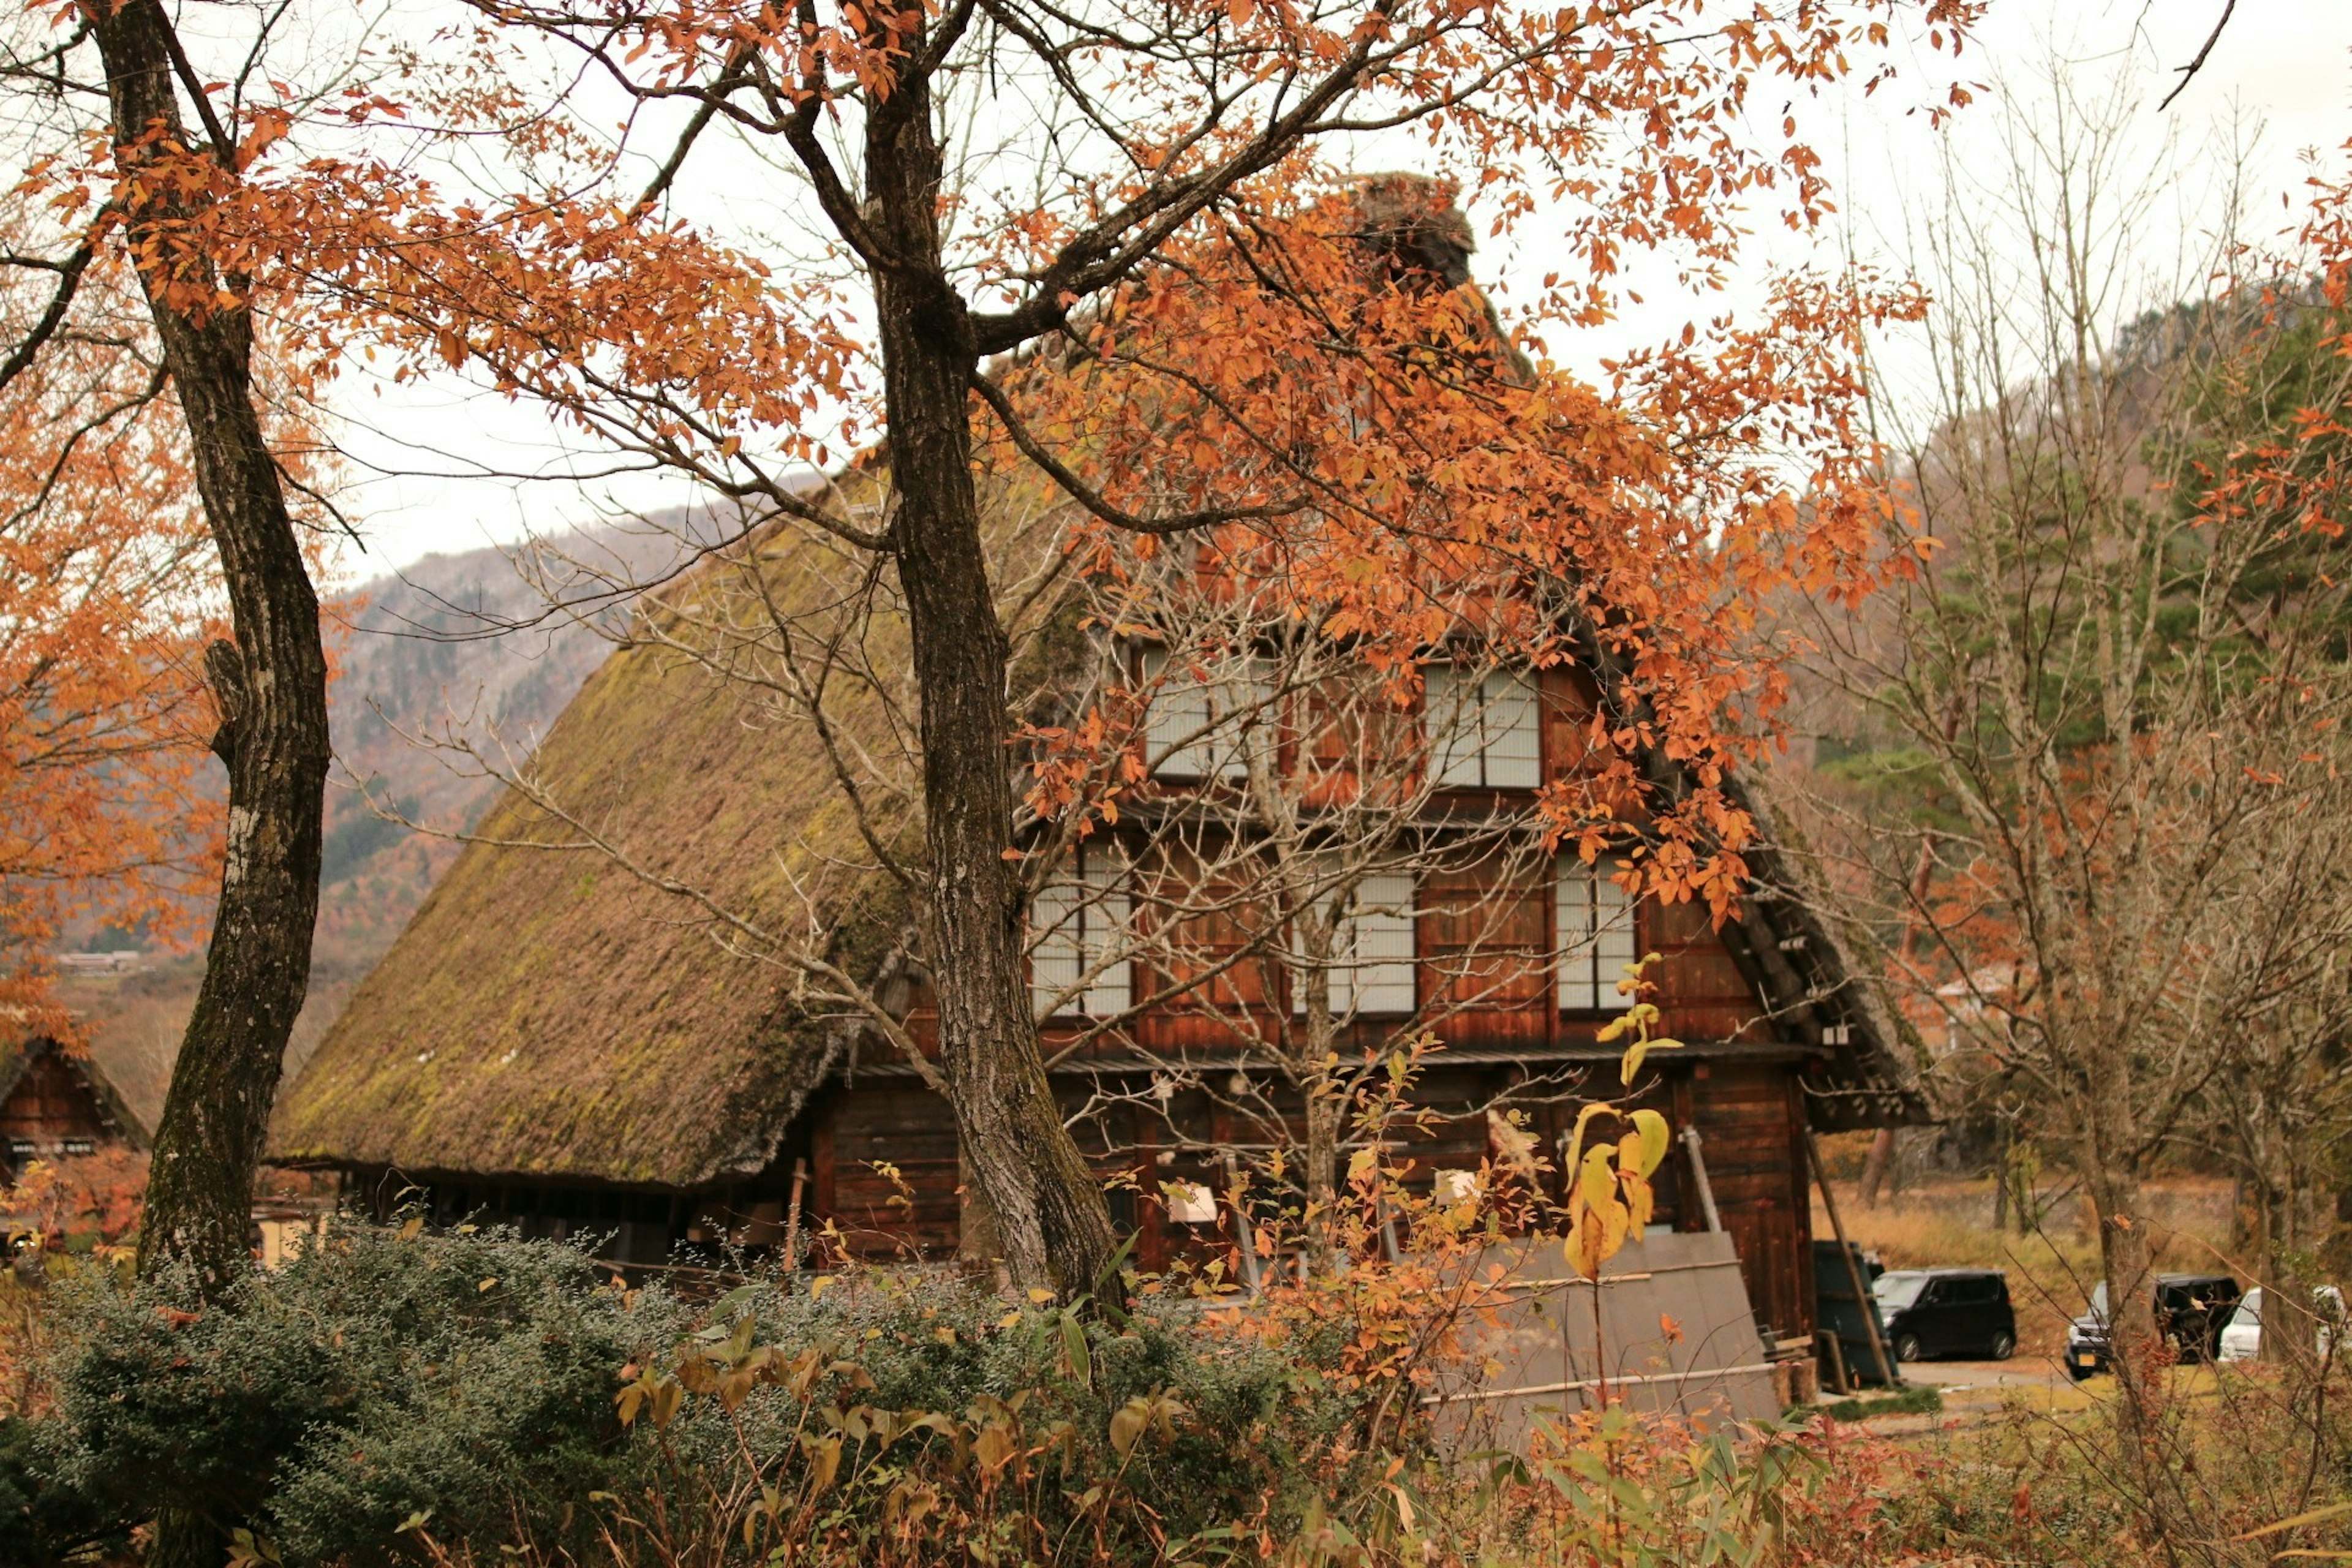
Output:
(269, 483), (1060, 1187)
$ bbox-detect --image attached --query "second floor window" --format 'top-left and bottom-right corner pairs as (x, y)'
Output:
(1291, 865), (1419, 1018)
(1557, 855), (1637, 1012)
(1427, 663), (1541, 789)
(1030, 845), (1132, 1019)
(1142, 647), (1273, 781)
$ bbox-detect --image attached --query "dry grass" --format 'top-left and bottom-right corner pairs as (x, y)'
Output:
(1816, 1177), (2237, 1355)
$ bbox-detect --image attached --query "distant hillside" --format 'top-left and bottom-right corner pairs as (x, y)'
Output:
(66, 516), (714, 1114)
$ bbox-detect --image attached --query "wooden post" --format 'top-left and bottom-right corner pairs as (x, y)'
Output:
(1805, 1129), (1896, 1387)
(1680, 1126), (1724, 1232)
(781, 1158), (809, 1274)
(1815, 1328), (1851, 1394)
(1222, 1150), (1262, 1293)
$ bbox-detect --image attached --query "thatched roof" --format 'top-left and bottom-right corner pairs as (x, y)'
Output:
(1, 1036), (151, 1149)
(270, 492), (1028, 1187)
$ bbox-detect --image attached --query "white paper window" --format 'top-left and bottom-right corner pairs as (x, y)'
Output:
(1164, 1181), (1217, 1224)
(1141, 647), (1273, 781)
(1433, 1168), (1480, 1204)
(1292, 865), (1418, 1017)
(1030, 846), (1132, 1018)
(1427, 663), (1541, 789)
(1556, 855), (1637, 1012)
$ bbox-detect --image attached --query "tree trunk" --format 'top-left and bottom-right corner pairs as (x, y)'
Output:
(2083, 1153), (2160, 1427)
(1301, 1049), (1343, 1268)
(1991, 1115), (2011, 1234)
(1858, 1127), (1896, 1208)
(88, 0), (330, 1296)
(85, 5), (331, 1563)
(862, 40), (1117, 1298)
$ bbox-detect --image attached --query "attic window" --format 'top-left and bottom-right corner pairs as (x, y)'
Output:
(1291, 864), (1418, 1018)
(1426, 664), (1540, 789)
(1141, 647), (1273, 781)
(1030, 844), (1132, 1019)
(1556, 856), (1636, 1012)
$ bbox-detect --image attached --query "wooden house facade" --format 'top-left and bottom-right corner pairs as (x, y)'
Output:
(1, 1036), (148, 1179)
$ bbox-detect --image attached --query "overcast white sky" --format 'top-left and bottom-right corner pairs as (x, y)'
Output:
(326, 0), (2352, 576)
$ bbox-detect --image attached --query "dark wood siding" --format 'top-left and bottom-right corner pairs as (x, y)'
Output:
(0, 1049), (112, 1168)
(1681, 1061), (1814, 1339)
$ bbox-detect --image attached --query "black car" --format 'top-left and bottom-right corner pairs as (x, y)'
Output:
(1872, 1267), (2019, 1362)
(2065, 1272), (2242, 1381)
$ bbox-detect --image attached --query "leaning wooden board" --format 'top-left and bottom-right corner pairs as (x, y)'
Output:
(1425, 1231), (1782, 1450)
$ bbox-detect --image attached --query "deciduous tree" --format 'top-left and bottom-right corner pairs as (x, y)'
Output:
(1781, 75), (2352, 1396)
(137, 0), (1981, 1295)
(0, 213), (216, 1037)
(1, 0), (339, 1360)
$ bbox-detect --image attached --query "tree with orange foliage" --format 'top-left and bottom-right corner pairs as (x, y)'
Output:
(188, 0), (1981, 1296)
(2, 0), (336, 1367)
(0, 217), (217, 1037)
(28, 0), (1985, 1295)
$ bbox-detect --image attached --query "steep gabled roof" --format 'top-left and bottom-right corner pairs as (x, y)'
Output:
(0, 1036), (151, 1150)
(271, 480), (1076, 1188)
(1717, 777), (1931, 1129)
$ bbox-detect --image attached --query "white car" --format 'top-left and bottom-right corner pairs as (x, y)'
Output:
(2218, 1285), (2346, 1362)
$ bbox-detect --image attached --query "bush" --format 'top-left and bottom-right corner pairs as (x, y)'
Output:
(0, 1410), (129, 1564)
(4, 1226), (1434, 1567)
(16, 1222), (689, 1568)
(541, 1269), (1409, 1567)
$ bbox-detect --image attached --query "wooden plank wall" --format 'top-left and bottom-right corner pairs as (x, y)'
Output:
(0, 1053), (110, 1152)
(804, 1056), (1812, 1347)
(1676, 1061), (1814, 1339)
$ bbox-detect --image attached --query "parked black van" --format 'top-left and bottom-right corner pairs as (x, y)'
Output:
(1872, 1268), (2018, 1362)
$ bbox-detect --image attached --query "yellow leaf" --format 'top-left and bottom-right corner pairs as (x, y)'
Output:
(1623, 1170), (1654, 1232)
(1629, 1109), (1670, 1177)
(974, 1421), (1018, 1471)
(804, 1433), (842, 1494)
(1562, 1102), (1610, 1178)
(1109, 1396), (1152, 1457)
(1577, 1145), (1617, 1213)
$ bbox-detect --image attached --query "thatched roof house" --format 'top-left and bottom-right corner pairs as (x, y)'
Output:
(275, 182), (1926, 1340)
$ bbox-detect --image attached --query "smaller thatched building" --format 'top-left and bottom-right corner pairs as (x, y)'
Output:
(1, 1036), (148, 1178)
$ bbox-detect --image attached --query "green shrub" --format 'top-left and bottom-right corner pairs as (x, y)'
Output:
(26, 1223), (688, 1567)
(597, 1272), (1386, 1564)
(7, 1229), (1411, 1567)
(0, 1410), (129, 1564)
